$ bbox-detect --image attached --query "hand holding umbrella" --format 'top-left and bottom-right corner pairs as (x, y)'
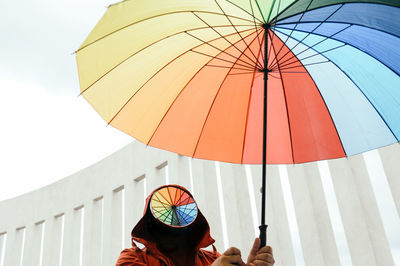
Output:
(210, 238), (274, 266)
(246, 238), (274, 266)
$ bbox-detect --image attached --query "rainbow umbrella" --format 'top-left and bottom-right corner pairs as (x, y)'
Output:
(76, 0), (400, 246)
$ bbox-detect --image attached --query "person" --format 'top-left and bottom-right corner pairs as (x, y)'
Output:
(116, 185), (275, 266)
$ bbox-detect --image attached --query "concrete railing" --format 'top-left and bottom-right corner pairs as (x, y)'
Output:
(0, 141), (399, 266)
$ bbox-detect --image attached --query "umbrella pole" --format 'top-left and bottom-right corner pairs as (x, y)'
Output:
(259, 23), (270, 248)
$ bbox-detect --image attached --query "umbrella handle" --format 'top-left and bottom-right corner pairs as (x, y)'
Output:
(259, 224), (268, 247)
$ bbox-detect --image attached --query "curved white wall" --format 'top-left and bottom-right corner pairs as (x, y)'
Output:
(0, 141), (399, 266)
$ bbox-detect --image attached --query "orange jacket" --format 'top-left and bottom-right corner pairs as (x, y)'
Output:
(116, 185), (220, 265)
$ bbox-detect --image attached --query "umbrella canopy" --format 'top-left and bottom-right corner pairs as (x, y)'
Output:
(76, 0), (400, 165)
(76, 0), (400, 246)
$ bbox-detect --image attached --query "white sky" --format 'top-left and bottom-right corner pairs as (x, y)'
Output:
(0, 0), (132, 201)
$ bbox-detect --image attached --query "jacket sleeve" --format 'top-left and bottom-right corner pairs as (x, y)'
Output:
(198, 247), (221, 265)
(116, 248), (147, 266)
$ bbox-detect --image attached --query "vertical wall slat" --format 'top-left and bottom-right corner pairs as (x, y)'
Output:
(191, 159), (224, 251)
(249, 165), (262, 226)
(102, 193), (113, 266)
(125, 179), (145, 249)
(22, 223), (43, 266)
(0, 233), (6, 266)
(378, 144), (400, 215)
(3, 227), (24, 266)
(102, 190), (123, 266)
(62, 209), (82, 266)
(147, 163), (167, 193)
(328, 155), (394, 266)
(219, 163), (254, 259)
(250, 165), (296, 266)
(287, 163), (341, 266)
(363, 150), (400, 266)
(83, 198), (103, 266)
(42, 215), (63, 266)
(169, 155), (192, 191)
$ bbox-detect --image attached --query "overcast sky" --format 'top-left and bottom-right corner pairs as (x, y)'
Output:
(0, 0), (132, 201)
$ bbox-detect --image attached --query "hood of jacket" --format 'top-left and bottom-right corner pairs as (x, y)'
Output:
(131, 185), (215, 256)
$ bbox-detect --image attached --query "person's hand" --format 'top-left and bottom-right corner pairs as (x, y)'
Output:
(211, 247), (246, 266)
(246, 238), (275, 266)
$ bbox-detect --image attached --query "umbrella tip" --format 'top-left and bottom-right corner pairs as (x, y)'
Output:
(257, 67), (272, 73)
(262, 23), (271, 29)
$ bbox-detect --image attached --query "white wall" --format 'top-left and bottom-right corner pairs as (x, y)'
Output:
(0, 141), (399, 266)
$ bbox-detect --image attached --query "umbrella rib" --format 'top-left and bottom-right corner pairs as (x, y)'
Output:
(179, 196), (191, 207)
(176, 189), (185, 205)
(191, 70), (240, 159)
(227, 71), (257, 75)
(249, 0), (265, 64)
(75, 10), (256, 52)
(266, 0), (277, 23)
(214, 0), (264, 69)
(269, 30), (296, 163)
(276, 20), (400, 39)
(180, 197), (191, 211)
(153, 194), (172, 209)
(152, 197), (170, 206)
(269, 0), (302, 24)
(189, 49), (255, 71)
(268, 0), (315, 69)
(145, 31), (262, 147)
(278, 71), (308, 74)
(191, 11), (262, 69)
(272, 2), (400, 26)
(278, 60), (330, 71)
(224, 0), (265, 24)
(153, 208), (173, 221)
(166, 187), (174, 205)
(157, 190), (174, 206)
(270, 4), (345, 70)
(180, 202), (193, 223)
(275, 42), (347, 70)
(185, 30), (257, 69)
(163, 209), (174, 224)
(269, 73), (283, 79)
(252, 0), (267, 23)
(206, 65), (255, 71)
(152, 207), (168, 217)
(177, 209), (189, 225)
(240, 45), (262, 163)
(191, 33), (263, 158)
(267, 0), (283, 66)
(80, 26), (255, 96)
(152, 203), (171, 216)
